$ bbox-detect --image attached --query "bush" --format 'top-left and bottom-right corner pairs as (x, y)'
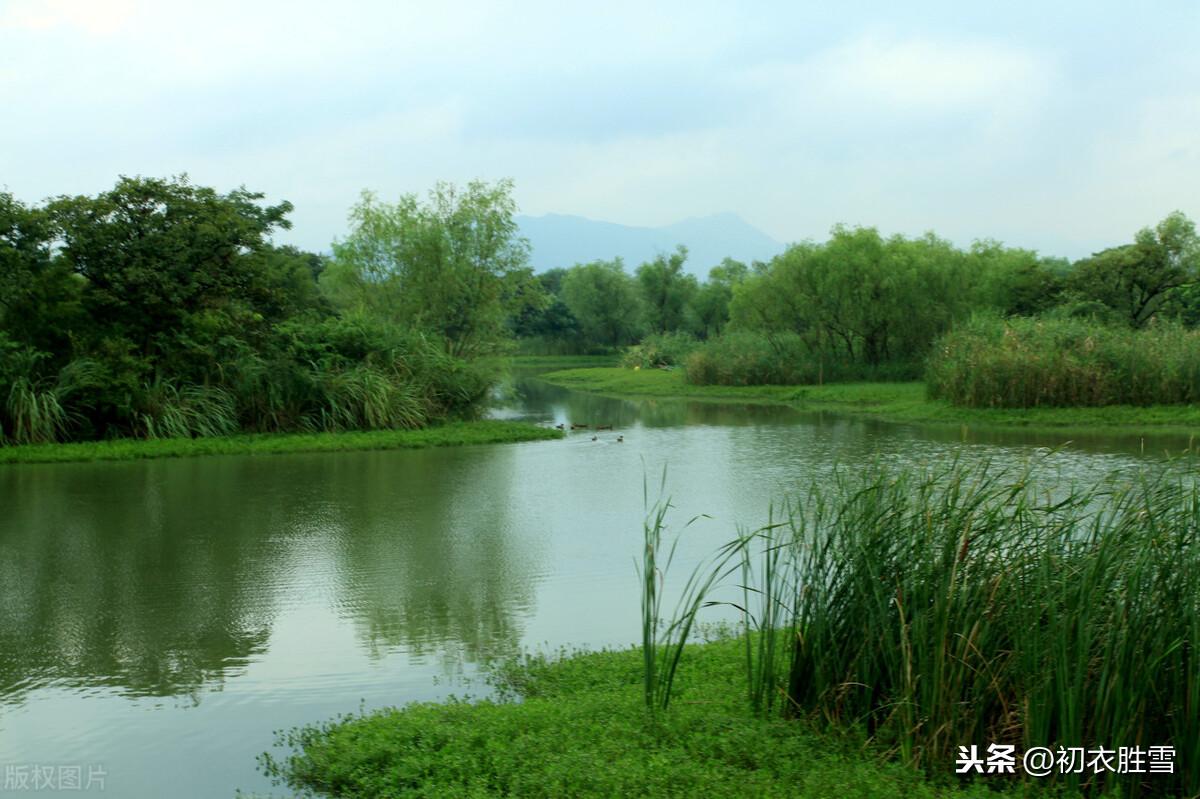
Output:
(926, 316), (1200, 407)
(620, 332), (701, 369)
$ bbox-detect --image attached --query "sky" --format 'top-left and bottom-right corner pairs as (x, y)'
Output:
(1, 0), (1198, 260)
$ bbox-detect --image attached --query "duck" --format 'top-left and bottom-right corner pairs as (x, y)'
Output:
(554, 423), (565, 430)
(617, 435), (624, 443)
(591, 435), (598, 441)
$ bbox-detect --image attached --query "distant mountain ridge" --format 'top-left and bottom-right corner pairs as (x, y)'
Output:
(517, 212), (784, 278)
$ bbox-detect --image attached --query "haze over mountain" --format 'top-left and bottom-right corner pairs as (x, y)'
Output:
(517, 212), (784, 278)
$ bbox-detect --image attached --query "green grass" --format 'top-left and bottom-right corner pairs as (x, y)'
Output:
(259, 638), (1027, 799)
(0, 420), (561, 465)
(540, 367), (1200, 434)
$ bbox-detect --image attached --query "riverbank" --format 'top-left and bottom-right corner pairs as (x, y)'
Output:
(0, 420), (561, 465)
(540, 367), (1200, 435)
(260, 638), (1012, 799)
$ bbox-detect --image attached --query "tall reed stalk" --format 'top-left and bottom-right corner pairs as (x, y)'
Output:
(636, 471), (743, 713)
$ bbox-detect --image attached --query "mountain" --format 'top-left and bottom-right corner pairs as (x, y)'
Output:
(516, 212), (784, 278)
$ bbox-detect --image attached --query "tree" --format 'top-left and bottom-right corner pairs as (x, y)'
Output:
(510, 268), (582, 347)
(689, 258), (747, 339)
(561, 259), (644, 348)
(327, 180), (537, 358)
(1068, 211), (1199, 328)
(966, 240), (1064, 317)
(0, 192), (81, 358)
(49, 175), (293, 370)
(636, 245), (697, 334)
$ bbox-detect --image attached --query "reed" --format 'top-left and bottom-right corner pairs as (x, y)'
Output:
(651, 459), (1200, 795)
(798, 462), (1198, 794)
(927, 316), (1200, 408)
(685, 331), (920, 387)
(637, 472), (744, 712)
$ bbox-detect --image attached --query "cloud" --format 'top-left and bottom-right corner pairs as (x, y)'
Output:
(817, 35), (1049, 110)
(0, 0), (137, 35)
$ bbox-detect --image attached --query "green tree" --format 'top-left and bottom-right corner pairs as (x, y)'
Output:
(327, 180), (537, 358)
(561, 259), (644, 348)
(511, 268), (582, 347)
(636, 246), (698, 334)
(1068, 211), (1199, 328)
(0, 192), (82, 358)
(689, 258), (748, 339)
(49, 175), (293, 374)
(966, 240), (1064, 317)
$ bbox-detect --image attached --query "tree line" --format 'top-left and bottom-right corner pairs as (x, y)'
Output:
(518, 211), (1200, 391)
(0, 176), (540, 445)
(4, 172), (1196, 445)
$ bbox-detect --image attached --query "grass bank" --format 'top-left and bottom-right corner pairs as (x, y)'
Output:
(540, 367), (1200, 434)
(260, 638), (1008, 799)
(0, 420), (561, 465)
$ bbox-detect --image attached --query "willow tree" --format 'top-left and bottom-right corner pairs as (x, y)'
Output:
(325, 179), (541, 358)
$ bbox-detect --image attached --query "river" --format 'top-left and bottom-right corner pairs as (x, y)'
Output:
(0, 371), (1188, 797)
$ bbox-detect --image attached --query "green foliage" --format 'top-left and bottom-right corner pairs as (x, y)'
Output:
(137, 381), (238, 439)
(684, 331), (921, 386)
(968, 240), (1066, 316)
(327, 180), (541, 358)
(49, 175), (294, 373)
(0, 177), (505, 447)
(690, 258), (748, 338)
(926, 316), (1200, 407)
(619, 332), (700, 369)
(729, 227), (977, 369)
(560, 259), (645, 348)
(510, 267), (586, 353)
(750, 460), (1200, 796)
(636, 245), (699, 334)
(1068, 211), (1199, 328)
(260, 638), (1012, 799)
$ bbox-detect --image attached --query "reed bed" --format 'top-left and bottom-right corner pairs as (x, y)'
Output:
(685, 331), (920, 386)
(653, 459), (1200, 795)
(927, 317), (1200, 408)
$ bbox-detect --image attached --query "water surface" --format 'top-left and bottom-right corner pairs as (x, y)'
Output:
(0, 373), (1188, 797)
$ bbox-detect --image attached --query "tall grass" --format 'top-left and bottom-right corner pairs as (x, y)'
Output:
(138, 381), (238, 439)
(648, 460), (1200, 795)
(927, 316), (1200, 407)
(685, 331), (920, 387)
(0, 352), (100, 445)
(637, 474), (743, 713)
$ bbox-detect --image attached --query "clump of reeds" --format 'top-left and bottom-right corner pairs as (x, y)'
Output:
(684, 331), (921, 387)
(926, 316), (1200, 407)
(649, 459), (1200, 795)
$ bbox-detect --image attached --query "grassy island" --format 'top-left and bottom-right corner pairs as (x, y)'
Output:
(0, 420), (561, 465)
(261, 638), (1011, 799)
(538, 366), (1200, 436)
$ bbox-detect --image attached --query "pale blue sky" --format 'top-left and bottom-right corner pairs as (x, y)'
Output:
(2, 0), (1198, 259)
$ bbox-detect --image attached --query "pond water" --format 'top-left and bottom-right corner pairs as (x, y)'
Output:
(0, 371), (1191, 797)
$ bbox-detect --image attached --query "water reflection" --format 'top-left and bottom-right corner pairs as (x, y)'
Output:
(0, 445), (537, 704)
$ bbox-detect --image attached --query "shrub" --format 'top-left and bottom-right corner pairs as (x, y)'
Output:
(620, 332), (701, 369)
